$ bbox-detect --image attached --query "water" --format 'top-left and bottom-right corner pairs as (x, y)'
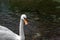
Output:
(0, 0), (10, 15)
(54, 0), (60, 2)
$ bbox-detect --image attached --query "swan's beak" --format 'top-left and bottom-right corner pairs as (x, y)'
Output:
(24, 18), (28, 25)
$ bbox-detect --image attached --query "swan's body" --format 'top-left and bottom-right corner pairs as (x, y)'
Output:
(0, 14), (27, 40)
(0, 25), (19, 40)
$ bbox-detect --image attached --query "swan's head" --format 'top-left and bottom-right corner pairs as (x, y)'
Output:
(21, 14), (28, 25)
(21, 14), (27, 20)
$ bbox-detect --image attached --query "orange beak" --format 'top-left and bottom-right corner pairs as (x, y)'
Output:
(24, 18), (28, 25)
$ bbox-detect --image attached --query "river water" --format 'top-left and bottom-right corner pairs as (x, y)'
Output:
(0, 0), (10, 15)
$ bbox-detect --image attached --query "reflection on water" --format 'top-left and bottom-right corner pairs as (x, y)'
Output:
(0, 0), (10, 15)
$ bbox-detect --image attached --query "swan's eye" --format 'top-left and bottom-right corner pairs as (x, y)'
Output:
(24, 18), (28, 25)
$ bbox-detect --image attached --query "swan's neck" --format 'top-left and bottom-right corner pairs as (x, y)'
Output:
(19, 19), (25, 40)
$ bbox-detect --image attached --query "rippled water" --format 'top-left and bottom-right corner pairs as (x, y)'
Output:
(0, 0), (10, 15)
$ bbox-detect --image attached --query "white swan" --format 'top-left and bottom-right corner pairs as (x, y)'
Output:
(0, 14), (28, 40)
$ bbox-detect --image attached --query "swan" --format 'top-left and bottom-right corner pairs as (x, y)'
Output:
(0, 14), (28, 40)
